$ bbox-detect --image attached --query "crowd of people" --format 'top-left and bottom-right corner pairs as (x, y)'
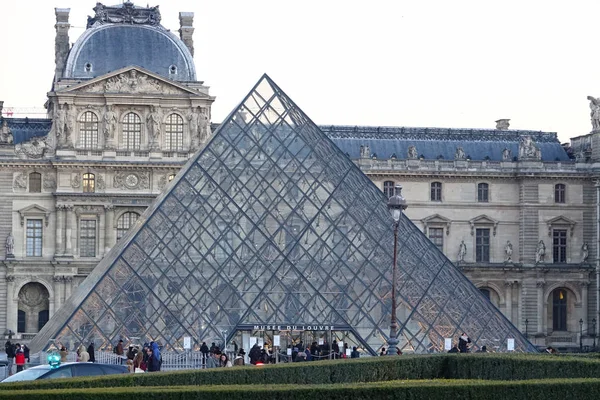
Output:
(4, 341), (30, 376)
(111, 340), (163, 373)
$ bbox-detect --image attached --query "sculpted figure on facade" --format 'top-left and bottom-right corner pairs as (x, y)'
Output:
(587, 96), (600, 131)
(504, 240), (513, 263)
(502, 148), (512, 161)
(407, 145), (418, 159)
(458, 240), (467, 262)
(188, 107), (200, 148)
(13, 173), (27, 189)
(198, 107), (209, 143)
(15, 136), (48, 159)
(54, 104), (67, 146)
(65, 104), (76, 148)
(147, 106), (162, 150)
(103, 105), (118, 148)
(535, 240), (546, 263)
(0, 120), (13, 145)
(359, 145), (371, 159)
(100, 70), (177, 94)
(518, 135), (541, 160)
(43, 173), (57, 190)
(582, 242), (589, 262)
(5, 232), (15, 256)
(455, 147), (466, 160)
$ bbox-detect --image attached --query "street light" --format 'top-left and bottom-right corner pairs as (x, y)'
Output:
(579, 318), (584, 351)
(525, 319), (529, 339)
(387, 184), (408, 356)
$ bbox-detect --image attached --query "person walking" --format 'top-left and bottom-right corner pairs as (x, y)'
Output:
(87, 343), (96, 363)
(5, 341), (15, 376)
(15, 344), (25, 373)
(458, 333), (471, 353)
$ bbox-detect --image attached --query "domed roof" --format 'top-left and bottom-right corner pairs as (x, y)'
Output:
(63, 3), (196, 82)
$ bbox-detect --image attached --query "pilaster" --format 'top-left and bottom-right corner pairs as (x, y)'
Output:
(64, 205), (74, 257)
(5, 275), (16, 334)
(105, 205), (115, 254)
(505, 281), (513, 323)
(536, 281), (545, 334)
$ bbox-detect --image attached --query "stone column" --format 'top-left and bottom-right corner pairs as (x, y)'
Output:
(55, 205), (65, 256)
(581, 281), (589, 332)
(505, 281), (513, 323)
(536, 281), (545, 334)
(53, 276), (62, 311)
(5, 276), (16, 335)
(99, 211), (106, 258)
(64, 205), (74, 257)
(105, 205), (115, 254)
(64, 276), (72, 302)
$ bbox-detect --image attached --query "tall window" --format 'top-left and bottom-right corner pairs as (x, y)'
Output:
(554, 184), (566, 204)
(430, 182), (442, 201)
(17, 310), (26, 333)
(117, 212), (140, 240)
(165, 113), (184, 151)
(428, 227), (444, 252)
(552, 289), (567, 331)
(383, 181), (395, 198)
(26, 219), (43, 257)
(80, 219), (97, 257)
(83, 173), (95, 193)
(475, 228), (490, 262)
(122, 113), (142, 150)
(477, 183), (489, 202)
(38, 310), (49, 331)
(79, 111), (99, 148)
(29, 172), (41, 193)
(552, 229), (567, 263)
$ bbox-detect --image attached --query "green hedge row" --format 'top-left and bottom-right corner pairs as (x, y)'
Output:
(2, 354), (600, 391)
(2, 379), (600, 400)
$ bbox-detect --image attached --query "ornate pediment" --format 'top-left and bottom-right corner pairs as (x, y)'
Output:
(62, 67), (208, 97)
(422, 214), (452, 235)
(469, 214), (499, 236)
(18, 204), (51, 227)
(547, 216), (576, 237)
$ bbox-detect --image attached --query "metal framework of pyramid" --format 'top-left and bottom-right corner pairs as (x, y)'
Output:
(31, 75), (536, 354)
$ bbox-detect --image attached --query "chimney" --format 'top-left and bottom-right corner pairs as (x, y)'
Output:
(495, 119), (510, 130)
(54, 8), (71, 82)
(179, 12), (195, 57)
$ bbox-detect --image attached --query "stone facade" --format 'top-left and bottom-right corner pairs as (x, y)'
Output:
(0, 2), (599, 351)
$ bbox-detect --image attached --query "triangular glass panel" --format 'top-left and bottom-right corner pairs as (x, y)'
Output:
(30, 74), (535, 354)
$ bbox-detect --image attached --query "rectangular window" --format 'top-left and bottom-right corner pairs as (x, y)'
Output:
(428, 227), (444, 252)
(552, 229), (567, 263)
(475, 228), (490, 262)
(477, 183), (489, 202)
(80, 219), (97, 257)
(26, 219), (43, 257)
(430, 182), (442, 201)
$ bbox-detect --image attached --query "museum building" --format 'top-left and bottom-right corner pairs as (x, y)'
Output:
(0, 2), (598, 352)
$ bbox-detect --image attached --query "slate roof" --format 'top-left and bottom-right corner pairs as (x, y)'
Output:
(322, 125), (571, 162)
(1, 117), (52, 144)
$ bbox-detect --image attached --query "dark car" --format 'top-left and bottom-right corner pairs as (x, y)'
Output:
(1, 362), (128, 383)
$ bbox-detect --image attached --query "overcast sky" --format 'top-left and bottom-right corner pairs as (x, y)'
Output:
(1, 0), (599, 143)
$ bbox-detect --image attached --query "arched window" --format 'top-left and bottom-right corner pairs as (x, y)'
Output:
(82, 173), (95, 193)
(477, 183), (489, 202)
(555, 184), (566, 203)
(479, 288), (491, 300)
(79, 111), (99, 148)
(383, 181), (395, 198)
(552, 289), (568, 331)
(29, 172), (41, 193)
(430, 182), (442, 201)
(164, 113), (184, 151)
(122, 113), (142, 150)
(38, 310), (49, 331)
(117, 212), (140, 240)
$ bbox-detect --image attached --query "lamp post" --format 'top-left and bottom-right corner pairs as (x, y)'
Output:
(593, 318), (597, 349)
(579, 318), (584, 351)
(525, 319), (529, 339)
(387, 184), (408, 356)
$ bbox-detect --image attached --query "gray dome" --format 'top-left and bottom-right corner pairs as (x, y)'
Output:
(64, 24), (196, 81)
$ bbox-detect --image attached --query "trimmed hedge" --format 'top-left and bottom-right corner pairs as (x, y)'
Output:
(1, 379), (600, 399)
(2, 354), (600, 392)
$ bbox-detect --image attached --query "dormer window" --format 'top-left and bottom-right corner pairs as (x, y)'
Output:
(84, 63), (92, 72)
(169, 65), (177, 75)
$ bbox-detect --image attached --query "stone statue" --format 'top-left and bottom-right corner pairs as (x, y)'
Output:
(0, 120), (13, 145)
(147, 106), (162, 149)
(582, 242), (589, 262)
(587, 96), (600, 131)
(54, 104), (67, 145)
(495, 119), (510, 130)
(502, 148), (512, 161)
(14, 136), (48, 159)
(458, 240), (467, 262)
(360, 145), (371, 159)
(65, 104), (76, 148)
(455, 147), (466, 160)
(504, 240), (513, 263)
(198, 107), (209, 143)
(518, 135), (541, 160)
(5, 232), (14, 256)
(407, 145), (418, 159)
(188, 107), (200, 147)
(102, 105), (118, 142)
(535, 240), (546, 264)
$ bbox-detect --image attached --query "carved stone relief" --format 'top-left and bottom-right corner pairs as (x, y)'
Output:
(14, 136), (50, 159)
(13, 173), (27, 189)
(71, 173), (81, 188)
(157, 174), (168, 191)
(114, 171), (150, 190)
(0, 119), (13, 145)
(97, 174), (106, 190)
(43, 173), (57, 190)
(518, 135), (541, 160)
(83, 70), (183, 95)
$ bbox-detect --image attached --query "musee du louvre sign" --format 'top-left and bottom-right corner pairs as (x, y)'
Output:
(238, 324), (351, 332)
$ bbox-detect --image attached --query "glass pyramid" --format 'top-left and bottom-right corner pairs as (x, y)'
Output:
(31, 75), (536, 354)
